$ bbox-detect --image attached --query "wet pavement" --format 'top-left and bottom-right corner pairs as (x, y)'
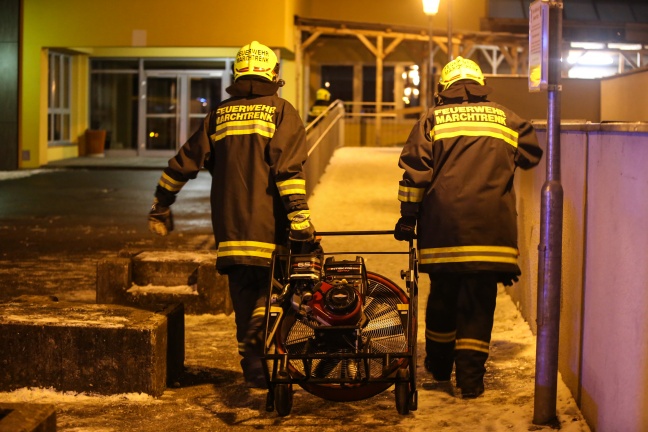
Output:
(0, 150), (591, 431)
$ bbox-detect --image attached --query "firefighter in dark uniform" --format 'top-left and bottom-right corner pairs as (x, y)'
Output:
(148, 41), (315, 388)
(306, 87), (331, 124)
(394, 56), (543, 399)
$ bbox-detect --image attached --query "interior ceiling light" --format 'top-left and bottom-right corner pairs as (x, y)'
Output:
(608, 43), (642, 50)
(570, 42), (606, 50)
(568, 66), (616, 79)
(567, 50), (614, 66)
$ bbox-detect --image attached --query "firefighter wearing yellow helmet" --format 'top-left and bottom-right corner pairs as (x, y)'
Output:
(438, 56), (485, 90)
(233, 40), (280, 82)
(316, 88), (331, 102)
(149, 40), (316, 389)
(394, 56), (543, 399)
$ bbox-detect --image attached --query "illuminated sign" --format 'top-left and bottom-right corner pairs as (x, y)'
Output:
(528, 0), (550, 92)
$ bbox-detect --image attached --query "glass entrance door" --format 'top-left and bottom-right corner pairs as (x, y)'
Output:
(141, 71), (222, 155)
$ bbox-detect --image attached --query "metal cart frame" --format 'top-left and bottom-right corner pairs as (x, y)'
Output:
(261, 230), (419, 416)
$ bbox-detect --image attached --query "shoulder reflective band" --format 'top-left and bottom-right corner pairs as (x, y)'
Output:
(276, 179), (306, 196)
(398, 185), (425, 203)
(217, 240), (277, 259)
(419, 245), (519, 265)
(158, 172), (187, 193)
(434, 121), (519, 148)
(455, 338), (490, 354)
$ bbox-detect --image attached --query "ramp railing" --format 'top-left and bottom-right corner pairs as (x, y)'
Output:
(304, 100), (346, 197)
(342, 102), (424, 147)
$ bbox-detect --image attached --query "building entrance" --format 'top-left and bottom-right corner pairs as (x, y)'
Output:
(141, 71), (223, 156)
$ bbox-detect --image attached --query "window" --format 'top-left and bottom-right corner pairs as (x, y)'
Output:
(90, 66), (139, 151)
(48, 52), (71, 145)
(321, 65), (354, 102)
(362, 66), (395, 104)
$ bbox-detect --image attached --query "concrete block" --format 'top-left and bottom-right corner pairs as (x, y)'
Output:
(96, 256), (131, 305)
(0, 298), (184, 397)
(0, 403), (56, 432)
(96, 250), (232, 315)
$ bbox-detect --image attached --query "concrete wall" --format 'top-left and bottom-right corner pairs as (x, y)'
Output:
(600, 67), (648, 122)
(487, 77), (601, 123)
(512, 123), (648, 432)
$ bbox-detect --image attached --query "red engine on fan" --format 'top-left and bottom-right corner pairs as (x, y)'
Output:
(308, 279), (364, 326)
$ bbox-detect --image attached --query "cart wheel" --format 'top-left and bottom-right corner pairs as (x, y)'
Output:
(395, 369), (410, 415)
(276, 271), (410, 402)
(275, 383), (293, 417)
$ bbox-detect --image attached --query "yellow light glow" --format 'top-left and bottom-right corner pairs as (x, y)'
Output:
(422, 0), (441, 15)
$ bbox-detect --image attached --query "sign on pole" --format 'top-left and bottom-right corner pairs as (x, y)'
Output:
(528, 0), (550, 92)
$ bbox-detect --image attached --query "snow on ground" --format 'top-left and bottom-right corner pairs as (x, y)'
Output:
(0, 147), (591, 431)
(0, 169), (49, 181)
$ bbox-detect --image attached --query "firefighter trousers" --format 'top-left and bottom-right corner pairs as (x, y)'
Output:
(225, 265), (270, 360)
(425, 273), (498, 390)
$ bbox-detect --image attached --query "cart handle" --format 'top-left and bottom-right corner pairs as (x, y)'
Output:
(315, 230), (395, 236)
(315, 230), (416, 239)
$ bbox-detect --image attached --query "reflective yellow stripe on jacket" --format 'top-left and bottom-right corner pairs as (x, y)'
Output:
(217, 240), (277, 260)
(158, 172), (187, 193)
(276, 179), (306, 196)
(433, 121), (519, 148)
(211, 118), (276, 141)
(419, 245), (519, 265)
(398, 185), (425, 203)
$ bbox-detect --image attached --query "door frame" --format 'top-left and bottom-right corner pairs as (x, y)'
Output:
(137, 69), (226, 157)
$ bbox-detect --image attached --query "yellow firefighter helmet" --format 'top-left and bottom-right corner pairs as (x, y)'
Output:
(316, 88), (331, 102)
(438, 56), (485, 90)
(233, 41), (279, 82)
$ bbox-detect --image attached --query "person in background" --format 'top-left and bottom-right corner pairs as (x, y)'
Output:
(148, 40), (315, 389)
(307, 87), (331, 124)
(394, 56), (543, 399)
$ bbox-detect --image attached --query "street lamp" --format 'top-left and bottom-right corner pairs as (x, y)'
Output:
(422, 0), (440, 108)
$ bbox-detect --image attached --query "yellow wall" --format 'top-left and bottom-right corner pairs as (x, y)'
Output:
(23, 0), (293, 48)
(21, 0), (305, 167)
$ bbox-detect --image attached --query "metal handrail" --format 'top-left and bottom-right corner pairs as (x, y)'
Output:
(304, 100), (346, 197)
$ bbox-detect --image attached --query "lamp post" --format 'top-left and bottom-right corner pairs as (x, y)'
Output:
(447, 0), (453, 61)
(422, 0), (440, 108)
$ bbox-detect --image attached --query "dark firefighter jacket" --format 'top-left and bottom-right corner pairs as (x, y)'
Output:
(307, 100), (329, 124)
(398, 81), (543, 277)
(154, 78), (310, 271)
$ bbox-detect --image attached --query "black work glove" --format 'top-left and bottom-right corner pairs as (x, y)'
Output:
(394, 216), (417, 241)
(289, 213), (315, 242)
(148, 201), (174, 236)
(499, 273), (520, 287)
(291, 236), (324, 255)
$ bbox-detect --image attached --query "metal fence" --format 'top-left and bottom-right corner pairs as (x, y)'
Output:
(304, 100), (346, 198)
(342, 102), (423, 147)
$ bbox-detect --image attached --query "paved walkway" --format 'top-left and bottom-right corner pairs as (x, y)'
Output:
(0, 148), (591, 431)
